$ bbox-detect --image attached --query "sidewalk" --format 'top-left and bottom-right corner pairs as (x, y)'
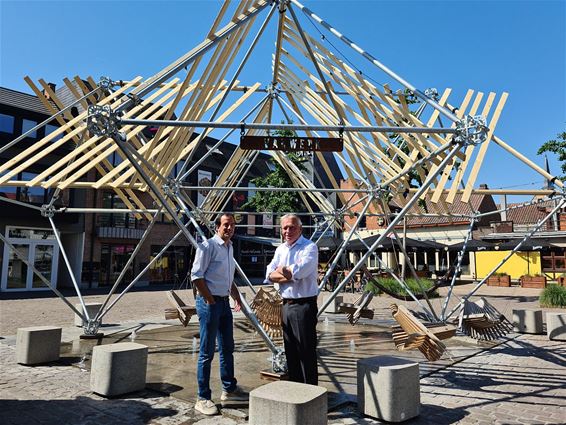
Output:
(1, 285), (565, 424)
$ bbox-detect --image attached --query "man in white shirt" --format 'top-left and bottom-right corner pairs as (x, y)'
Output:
(191, 213), (247, 416)
(266, 214), (319, 385)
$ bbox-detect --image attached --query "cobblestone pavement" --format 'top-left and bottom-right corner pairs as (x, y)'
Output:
(1, 330), (564, 424)
(1, 284), (565, 424)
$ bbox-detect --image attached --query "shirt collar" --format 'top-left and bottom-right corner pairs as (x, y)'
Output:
(285, 235), (305, 249)
(213, 234), (232, 247)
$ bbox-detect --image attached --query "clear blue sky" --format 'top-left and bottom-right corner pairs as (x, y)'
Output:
(1, 0), (564, 196)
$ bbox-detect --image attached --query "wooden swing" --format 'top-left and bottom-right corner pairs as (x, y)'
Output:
(459, 297), (512, 341)
(250, 287), (283, 338)
(390, 303), (452, 362)
(164, 290), (197, 327)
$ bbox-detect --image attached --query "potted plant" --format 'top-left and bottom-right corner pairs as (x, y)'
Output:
(487, 272), (511, 287)
(520, 273), (547, 289)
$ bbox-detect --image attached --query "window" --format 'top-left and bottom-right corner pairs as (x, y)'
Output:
(0, 113), (15, 133)
(22, 119), (38, 138)
(45, 124), (62, 141)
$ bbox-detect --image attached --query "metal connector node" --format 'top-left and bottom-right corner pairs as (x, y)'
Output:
(40, 204), (56, 218)
(87, 105), (121, 137)
(454, 115), (488, 146)
(272, 348), (287, 374)
(424, 88), (439, 101)
(98, 76), (117, 91)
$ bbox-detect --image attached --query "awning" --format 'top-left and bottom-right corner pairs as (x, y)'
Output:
(347, 235), (446, 252)
(447, 239), (498, 252)
(494, 238), (555, 251)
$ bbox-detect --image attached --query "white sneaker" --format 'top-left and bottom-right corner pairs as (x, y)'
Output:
(194, 399), (218, 415)
(221, 386), (249, 403)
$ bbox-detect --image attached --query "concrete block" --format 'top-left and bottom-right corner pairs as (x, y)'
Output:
(323, 295), (343, 313)
(357, 356), (420, 422)
(249, 380), (327, 425)
(16, 326), (62, 365)
(513, 309), (543, 334)
(546, 312), (566, 340)
(90, 342), (148, 397)
(74, 303), (103, 327)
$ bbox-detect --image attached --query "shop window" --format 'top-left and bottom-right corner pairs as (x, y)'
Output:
(22, 119), (38, 138)
(0, 113), (15, 134)
(45, 124), (62, 141)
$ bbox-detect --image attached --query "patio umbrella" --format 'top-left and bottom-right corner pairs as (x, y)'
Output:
(447, 239), (497, 252)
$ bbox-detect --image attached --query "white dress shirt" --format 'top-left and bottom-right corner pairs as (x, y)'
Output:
(265, 235), (319, 299)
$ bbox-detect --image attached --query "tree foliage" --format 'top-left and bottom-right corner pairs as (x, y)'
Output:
(243, 125), (308, 213)
(537, 132), (566, 179)
(243, 153), (307, 213)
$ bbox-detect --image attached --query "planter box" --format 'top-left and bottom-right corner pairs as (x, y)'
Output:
(520, 276), (547, 289)
(487, 275), (511, 287)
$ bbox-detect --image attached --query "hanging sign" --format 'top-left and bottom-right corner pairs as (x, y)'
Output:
(240, 135), (343, 152)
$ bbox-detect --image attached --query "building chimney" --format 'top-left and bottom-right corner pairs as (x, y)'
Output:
(479, 183), (488, 190)
(43, 83), (56, 100)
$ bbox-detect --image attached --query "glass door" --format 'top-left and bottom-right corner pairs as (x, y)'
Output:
(1, 227), (59, 291)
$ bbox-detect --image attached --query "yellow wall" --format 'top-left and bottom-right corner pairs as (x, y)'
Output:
(475, 251), (542, 279)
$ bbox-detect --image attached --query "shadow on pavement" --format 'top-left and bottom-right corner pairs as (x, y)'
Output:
(1, 396), (178, 425)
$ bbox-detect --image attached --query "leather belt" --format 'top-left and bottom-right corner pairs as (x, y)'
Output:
(282, 296), (317, 305)
(212, 295), (230, 301)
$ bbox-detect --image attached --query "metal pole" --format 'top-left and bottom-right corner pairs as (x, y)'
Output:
(179, 3), (277, 172)
(112, 133), (278, 354)
(0, 85), (102, 156)
(94, 208), (162, 322)
(318, 195), (374, 293)
(47, 216), (90, 321)
(317, 142), (463, 319)
(98, 222), (188, 320)
(0, 233), (85, 320)
(179, 185), (372, 193)
(178, 94), (271, 181)
(440, 218), (476, 320)
(122, 0), (271, 107)
(120, 118), (457, 135)
(445, 197), (566, 320)
(289, 0), (460, 123)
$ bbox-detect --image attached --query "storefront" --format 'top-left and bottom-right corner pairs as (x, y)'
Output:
(1, 226), (59, 291)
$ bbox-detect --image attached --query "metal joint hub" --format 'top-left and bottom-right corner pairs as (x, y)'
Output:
(163, 179), (181, 197)
(40, 204), (56, 218)
(272, 348), (287, 373)
(87, 105), (121, 137)
(98, 76), (117, 91)
(454, 115), (488, 146)
(83, 319), (102, 336)
(266, 83), (280, 99)
(425, 88), (439, 101)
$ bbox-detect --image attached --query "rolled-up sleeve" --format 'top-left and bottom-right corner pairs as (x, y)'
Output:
(190, 242), (210, 281)
(288, 243), (318, 280)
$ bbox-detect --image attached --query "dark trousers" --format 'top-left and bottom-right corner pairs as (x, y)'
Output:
(281, 298), (318, 385)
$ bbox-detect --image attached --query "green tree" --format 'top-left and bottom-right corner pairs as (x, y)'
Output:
(243, 124), (308, 213)
(537, 131), (566, 179)
(243, 152), (307, 213)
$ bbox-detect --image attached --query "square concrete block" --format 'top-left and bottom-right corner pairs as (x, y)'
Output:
(249, 380), (327, 425)
(546, 312), (566, 340)
(513, 309), (543, 334)
(75, 303), (103, 327)
(16, 326), (62, 365)
(357, 355), (420, 422)
(323, 295), (343, 313)
(90, 342), (148, 397)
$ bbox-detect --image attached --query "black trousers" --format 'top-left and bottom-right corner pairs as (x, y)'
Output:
(281, 298), (318, 385)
